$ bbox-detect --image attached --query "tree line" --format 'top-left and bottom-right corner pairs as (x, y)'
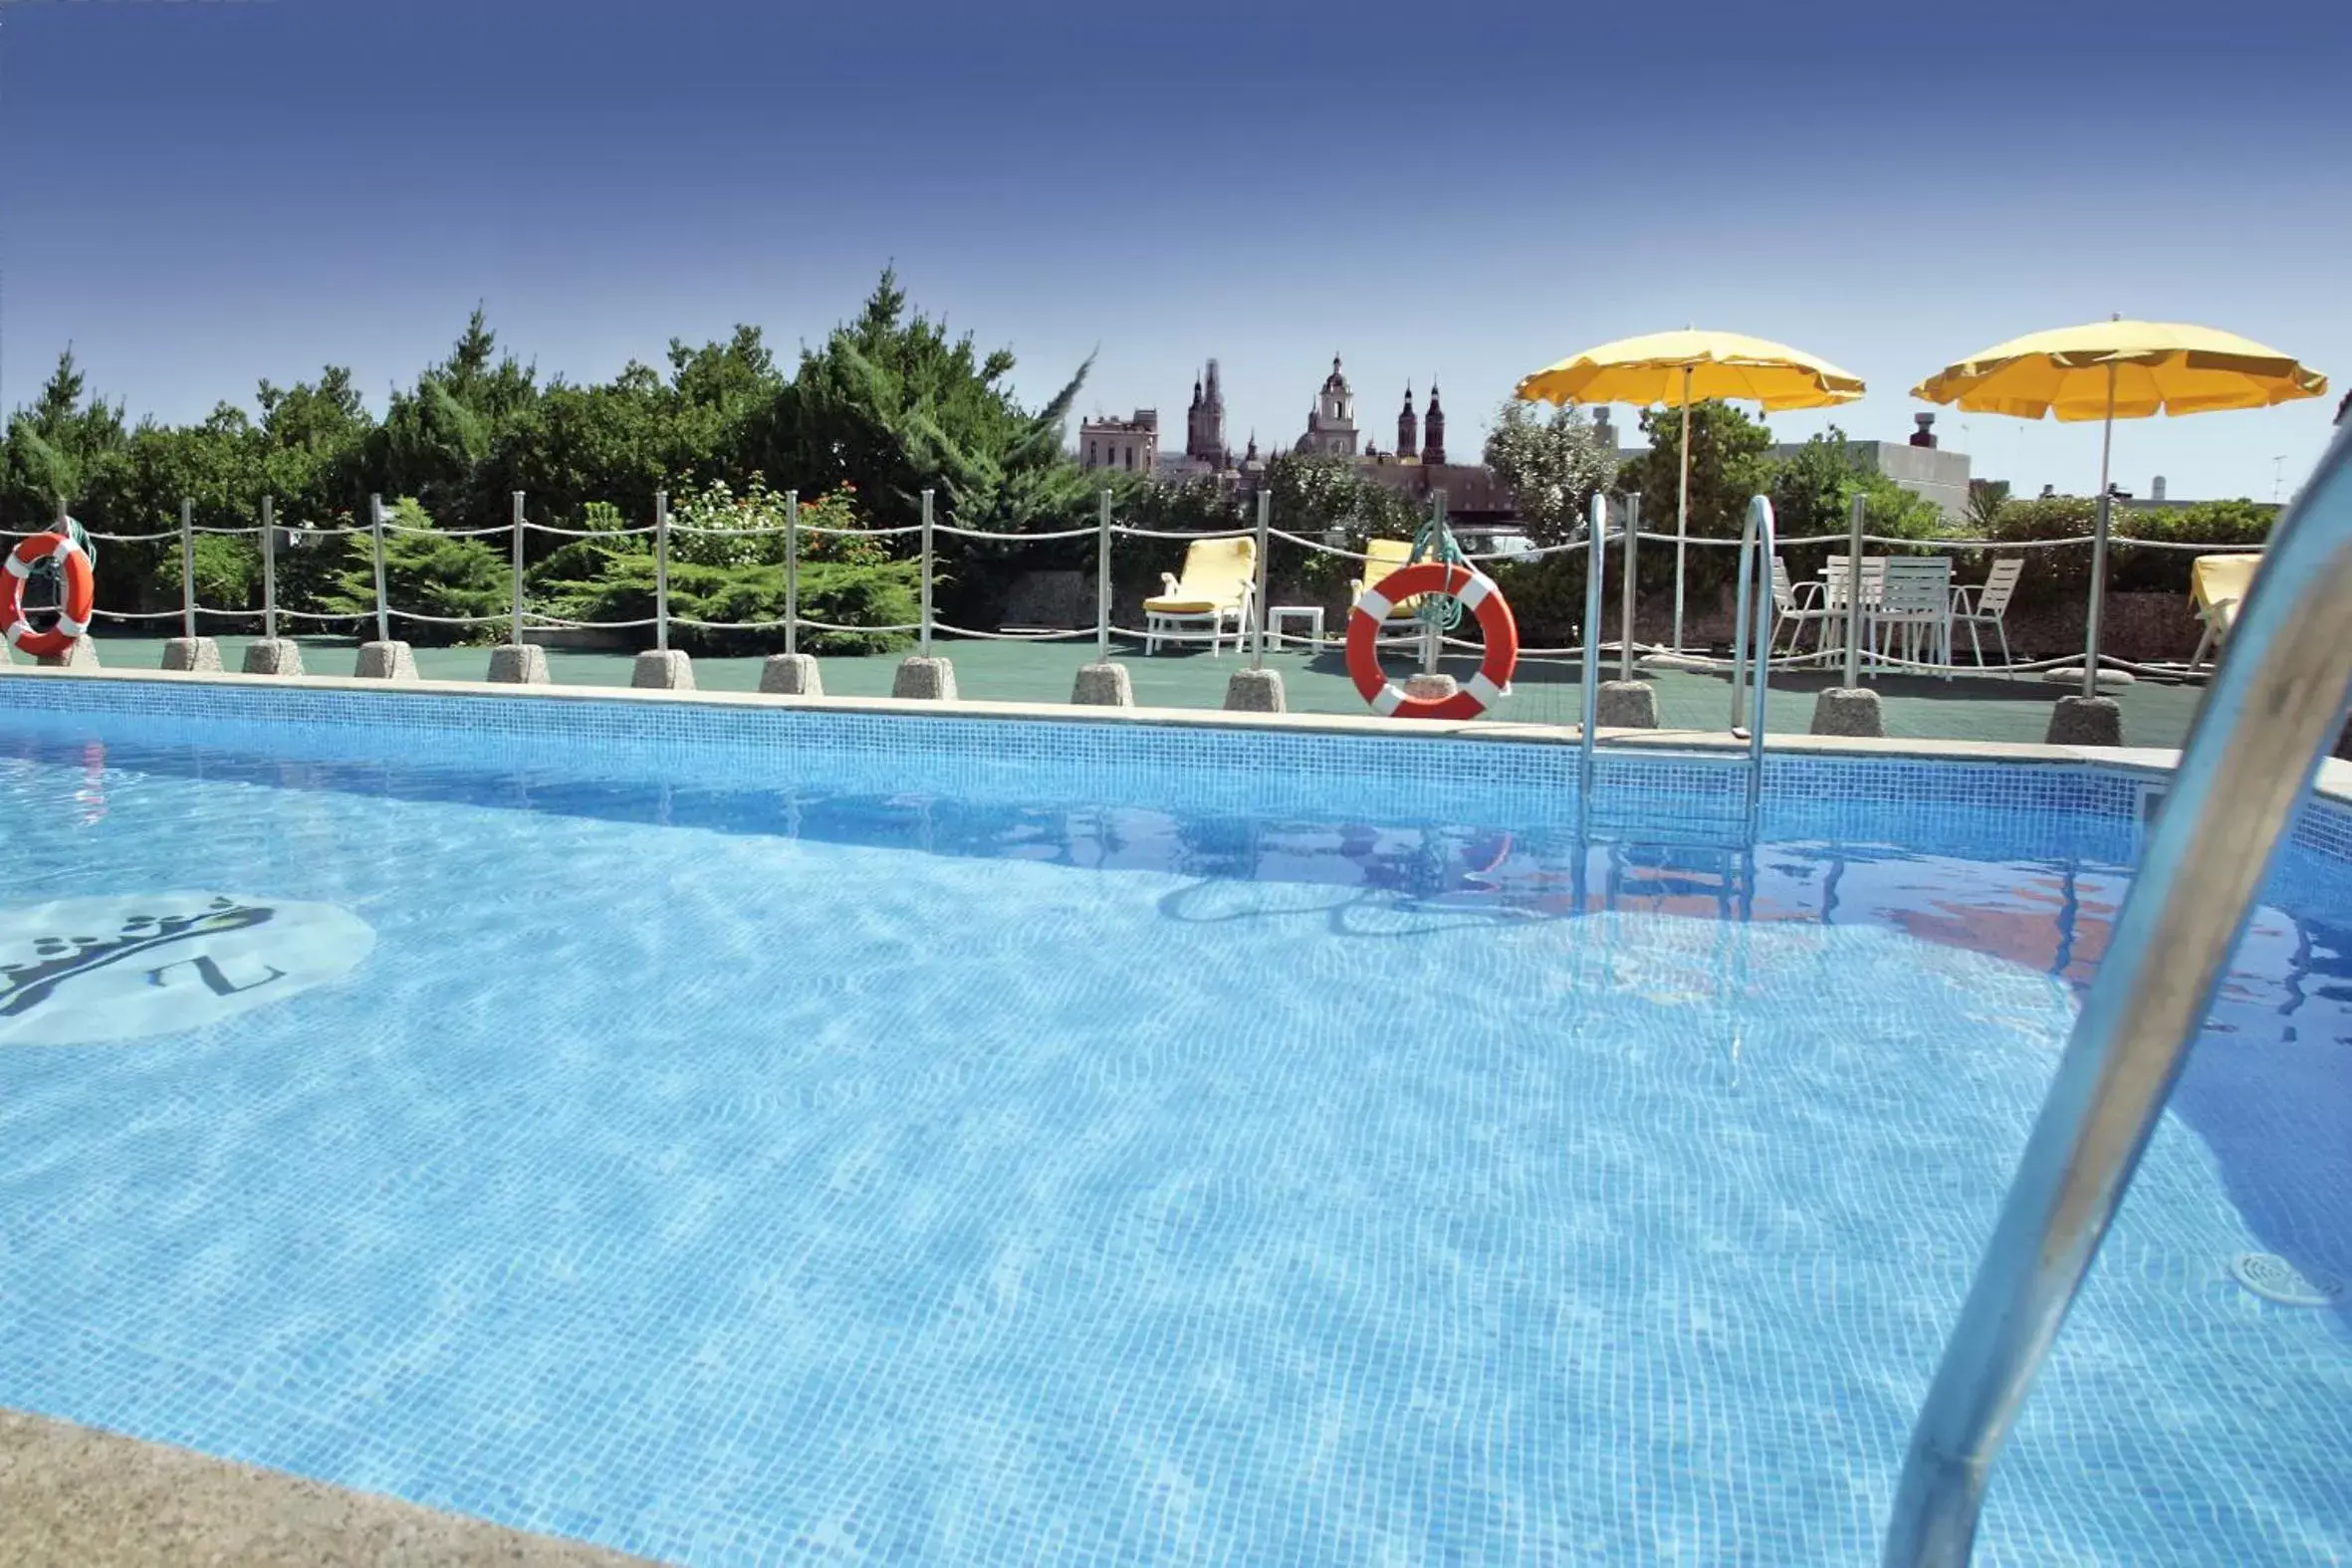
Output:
(2, 268), (2274, 648)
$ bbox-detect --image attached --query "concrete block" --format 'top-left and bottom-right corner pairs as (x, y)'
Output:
(353, 641), (418, 681)
(1223, 667), (1286, 713)
(37, 638), (101, 670)
(2046, 694), (2124, 748)
(891, 655), (957, 701)
(488, 644), (551, 685)
(759, 652), (823, 696)
(1595, 680), (1661, 729)
(161, 637), (223, 673)
(241, 638), (306, 677)
(1809, 686), (1887, 738)
(1403, 673), (1459, 704)
(2042, 666), (2135, 690)
(630, 649), (694, 690)
(1070, 662), (1133, 707)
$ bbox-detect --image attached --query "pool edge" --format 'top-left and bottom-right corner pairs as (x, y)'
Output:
(3, 665), (2324, 797)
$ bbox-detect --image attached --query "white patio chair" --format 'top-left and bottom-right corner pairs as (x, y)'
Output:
(1950, 558), (2023, 671)
(1868, 558), (1954, 680)
(1770, 557), (1832, 654)
(1817, 555), (1885, 661)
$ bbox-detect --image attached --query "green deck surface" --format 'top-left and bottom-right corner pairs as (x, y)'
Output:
(57, 632), (2209, 750)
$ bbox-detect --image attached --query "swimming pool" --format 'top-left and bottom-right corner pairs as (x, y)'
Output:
(1, 675), (2346, 1565)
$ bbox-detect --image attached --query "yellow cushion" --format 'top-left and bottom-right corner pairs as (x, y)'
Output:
(1143, 597), (1226, 615)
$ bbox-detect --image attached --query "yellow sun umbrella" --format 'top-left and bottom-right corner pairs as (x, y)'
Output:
(1516, 328), (1867, 411)
(1516, 329), (1866, 652)
(1911, 319), (2326, 421)
(1913, 318), (2328, 699)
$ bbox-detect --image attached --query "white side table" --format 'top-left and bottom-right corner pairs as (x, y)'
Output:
(1269, 605), (1325, 649)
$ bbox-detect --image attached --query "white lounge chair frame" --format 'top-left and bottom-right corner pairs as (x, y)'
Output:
(1143, 576), (1255, 656)
(1951, 558), (2023, 670)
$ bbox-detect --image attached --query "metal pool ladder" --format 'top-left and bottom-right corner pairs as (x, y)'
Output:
(1879, 419), (2352, 1566)
(1577, 492), (1775, 838)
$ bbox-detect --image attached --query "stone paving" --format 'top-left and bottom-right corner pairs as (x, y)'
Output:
(67, 632), (2215, 750)
(0, 1409), (648, 1567)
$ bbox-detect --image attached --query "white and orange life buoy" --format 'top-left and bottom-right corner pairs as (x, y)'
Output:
(1345, 561), (1520, 721)
(1, 533), (97, 658)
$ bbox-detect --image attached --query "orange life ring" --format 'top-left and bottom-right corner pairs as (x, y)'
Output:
(1345, 561), (1519, 721)
(1, 533), (97, 658)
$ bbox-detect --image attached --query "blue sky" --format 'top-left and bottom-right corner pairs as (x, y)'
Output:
(3, 0), (2345, 503)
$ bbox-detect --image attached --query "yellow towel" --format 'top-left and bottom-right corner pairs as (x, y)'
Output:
(2190, 554), (2260, 635)
(1352, 539), (1426, 617)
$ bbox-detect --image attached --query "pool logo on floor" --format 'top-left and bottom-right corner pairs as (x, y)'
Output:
(0, 893), (374, 1045)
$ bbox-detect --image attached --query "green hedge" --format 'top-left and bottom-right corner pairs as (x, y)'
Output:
(533, 555), (923, 656)
(1988, 497), (2272, 609)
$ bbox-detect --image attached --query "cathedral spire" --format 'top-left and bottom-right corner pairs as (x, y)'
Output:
(1397, 382), (1418, 462)
(1421, 379), (1446, 466)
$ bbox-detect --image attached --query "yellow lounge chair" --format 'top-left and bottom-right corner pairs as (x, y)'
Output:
(2189, 554), (2260, 670)
(1351, 539), (1427, 644)
(1143, 535), (1257, 655)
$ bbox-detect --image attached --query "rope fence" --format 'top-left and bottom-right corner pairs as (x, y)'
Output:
(2, 485), (2264, 689)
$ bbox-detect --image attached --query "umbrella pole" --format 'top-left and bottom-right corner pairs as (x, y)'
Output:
(1673, 367), (1692, 654)
(2082, 363), (2118, 699)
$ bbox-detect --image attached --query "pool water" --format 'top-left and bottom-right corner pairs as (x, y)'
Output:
(0, 729), (2346, 1566)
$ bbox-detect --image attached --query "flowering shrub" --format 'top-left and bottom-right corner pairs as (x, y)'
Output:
(667, 476), (885, 568)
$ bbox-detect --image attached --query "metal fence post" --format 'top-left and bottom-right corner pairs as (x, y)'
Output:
(654, 490), (670, 653)
(919, 489), (934, 657)
(178, 498), (196, 640)
(260, 496), (278, 642)
(1619, 492), (1640, 682)
(1423, 490), (1447, 675)
(1096, 490), (1112, 662)
(1844, 491), (1867, 688)
(368, 494), (390, 644)
(784, 489), (800, 657)
(1252, 489), (1272, 668)
(509, 492), (527, 645)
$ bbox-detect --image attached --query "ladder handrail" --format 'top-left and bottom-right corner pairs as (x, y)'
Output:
(1881, 417), (2352, 1566)
(1729, 495), (1775, 813)
(1579, 491), (1607, 770)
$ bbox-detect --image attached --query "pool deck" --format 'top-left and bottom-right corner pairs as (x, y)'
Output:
(2, 658), (2343, 1565)
(0, 1409), (649, 1566)
(60, 630), (2218, 750)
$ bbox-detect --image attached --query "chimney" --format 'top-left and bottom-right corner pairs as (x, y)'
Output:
(2151, 475), (2167, 502)
(1910, 412), (1937, 449)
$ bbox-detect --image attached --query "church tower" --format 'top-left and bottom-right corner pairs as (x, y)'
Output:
(1421, 380), (1446, 466)
(1296, 354), (1360, 457)
(1396, 383), (1418, 461)
(1185, 360), (1229, 464)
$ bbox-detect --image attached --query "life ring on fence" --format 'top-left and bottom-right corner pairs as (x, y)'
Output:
(0, 533), (96, 658)
(1345, 561), (1519, 721)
